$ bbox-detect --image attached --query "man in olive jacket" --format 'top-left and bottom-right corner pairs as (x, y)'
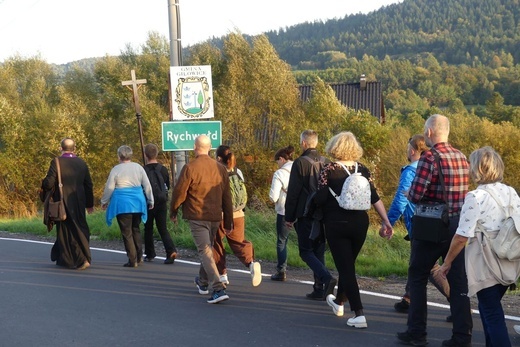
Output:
(285, 130), (336, 300)
(170, 135), (233, 304)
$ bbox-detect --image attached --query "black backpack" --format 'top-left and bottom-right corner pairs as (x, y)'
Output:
(145, 164), (168, 204)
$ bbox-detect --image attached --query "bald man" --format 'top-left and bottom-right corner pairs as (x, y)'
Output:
(397, 115), (472, 347)
(170, 135), (233, 303)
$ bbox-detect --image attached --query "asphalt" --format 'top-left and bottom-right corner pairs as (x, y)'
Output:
(1, 237), (519, 347)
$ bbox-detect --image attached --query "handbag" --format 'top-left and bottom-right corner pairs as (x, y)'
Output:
(47, 157), (67, 222)
(411, 150), (450, 243)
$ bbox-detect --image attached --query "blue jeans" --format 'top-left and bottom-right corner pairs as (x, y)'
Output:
(295, 216), (331, 290)
(276, 214), (290, 272)
(477, 284), (511, 347)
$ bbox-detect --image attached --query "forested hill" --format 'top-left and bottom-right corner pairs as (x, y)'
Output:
(264, 0), (519, 67)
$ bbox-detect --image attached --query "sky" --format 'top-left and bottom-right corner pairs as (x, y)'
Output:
(0, 0), (402, 65)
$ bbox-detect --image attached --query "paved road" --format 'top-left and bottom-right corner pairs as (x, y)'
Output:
(1, 237), (519, 346)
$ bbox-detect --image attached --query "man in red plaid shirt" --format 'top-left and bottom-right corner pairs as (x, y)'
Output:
(397, 114), (473, 347)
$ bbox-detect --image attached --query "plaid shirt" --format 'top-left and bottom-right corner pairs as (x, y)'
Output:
(408, 142), (469, 217)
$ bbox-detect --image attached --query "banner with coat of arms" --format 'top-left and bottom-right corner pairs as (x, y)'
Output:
(170, 65), (214, 120)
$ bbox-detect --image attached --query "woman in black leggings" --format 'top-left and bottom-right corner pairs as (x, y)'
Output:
(314, 131), (393, 329)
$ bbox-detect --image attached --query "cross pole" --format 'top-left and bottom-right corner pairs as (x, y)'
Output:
(122, 70), (147, 164)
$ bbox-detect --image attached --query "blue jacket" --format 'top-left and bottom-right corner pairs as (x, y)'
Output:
(387, 161), (418, 237)
(105, 186), (148, 226)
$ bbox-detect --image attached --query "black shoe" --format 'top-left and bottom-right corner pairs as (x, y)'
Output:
(164, 252), (177, 264)
(394, 298), (410, 313)
(441, 338), (471, 347)
(123, 262), (137, 268)
(306, 290), (325, 301)
(324, 278), (337, 298)
(445, 315), (452, 323)
(397, 331), (428, 346)
(144, 256), (155, 262)
(271, 271), (286, 281)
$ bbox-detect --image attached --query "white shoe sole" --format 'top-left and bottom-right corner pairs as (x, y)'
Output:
(250, 262), (262, 287)
(347, 316), (367, 329)
(326, 294), (344, 317)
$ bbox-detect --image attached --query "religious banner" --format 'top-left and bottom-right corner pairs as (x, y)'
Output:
(170, 65), (214, 120)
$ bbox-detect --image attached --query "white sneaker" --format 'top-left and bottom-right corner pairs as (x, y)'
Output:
(219, 274), (229, 285)
(347, 315), (367, 329)
(326, 294), (344, 317)
(514, 325), (520, 335)
(250, 261), (262, 287)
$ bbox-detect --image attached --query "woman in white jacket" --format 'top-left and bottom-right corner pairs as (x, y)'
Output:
(440, 146), (520, 347)
(269, 145), (294, 281)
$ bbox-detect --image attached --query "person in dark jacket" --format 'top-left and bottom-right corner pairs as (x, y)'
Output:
(143, 143), (177, 264)
(285, 129), (337, 300)
(41, 138), (94, 270)
(314, 131), (393, 329)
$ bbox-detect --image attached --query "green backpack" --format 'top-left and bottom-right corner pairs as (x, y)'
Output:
(229, 169), (247, 211)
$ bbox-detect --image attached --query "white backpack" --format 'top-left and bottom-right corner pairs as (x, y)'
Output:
(328, 162), (371, 210)
(481, 187), (520, 261)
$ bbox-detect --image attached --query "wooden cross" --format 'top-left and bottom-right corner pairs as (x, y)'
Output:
(121, 70), (148, 164)
(122, 70), (147, 115)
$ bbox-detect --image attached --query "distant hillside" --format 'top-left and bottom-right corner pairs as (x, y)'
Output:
(264, 0), (519, 67)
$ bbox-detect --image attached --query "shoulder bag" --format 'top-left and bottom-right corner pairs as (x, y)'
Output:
(47, 157), (67, 222)
(411, 150), (450, 243)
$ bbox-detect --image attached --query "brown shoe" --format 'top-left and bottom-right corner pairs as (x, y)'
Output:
(164, 252), (177, 264)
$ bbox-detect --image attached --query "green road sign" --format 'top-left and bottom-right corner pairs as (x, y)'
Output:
(162, 121), (222, 151)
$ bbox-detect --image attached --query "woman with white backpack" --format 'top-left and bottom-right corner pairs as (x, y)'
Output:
(313, 131), (393, 329)
(439, 146), (520, 346)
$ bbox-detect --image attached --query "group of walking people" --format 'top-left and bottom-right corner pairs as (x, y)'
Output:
(41, 112), (520, 345)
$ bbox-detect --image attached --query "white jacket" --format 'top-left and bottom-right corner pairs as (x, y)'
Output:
(269, 161), (293, 215)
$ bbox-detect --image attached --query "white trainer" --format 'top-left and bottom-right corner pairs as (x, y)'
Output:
(219, 274), (229, 285)
(347, 315), (367, 329)
(326, 294), (344, 317)
(514, 325), (520, 335)
(250, 261), (262, 287)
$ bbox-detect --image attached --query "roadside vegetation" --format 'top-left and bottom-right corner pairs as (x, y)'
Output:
(0, 208), (410, 278)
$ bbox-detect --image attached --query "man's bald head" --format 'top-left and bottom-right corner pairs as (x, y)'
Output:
(60, 138), (76, 152)
(424, 114), (449, 146)
(194, 135), (211, 155)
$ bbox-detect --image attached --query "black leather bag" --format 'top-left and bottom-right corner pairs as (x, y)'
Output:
(411, 150), (450, 243)
(412, 202), (450, 243)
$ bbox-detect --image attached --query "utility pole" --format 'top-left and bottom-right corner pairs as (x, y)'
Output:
(167, 0), (186, 184)
(121, 70), (147, 164)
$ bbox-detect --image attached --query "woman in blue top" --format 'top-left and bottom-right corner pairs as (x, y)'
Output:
(101, 145), (154, 267)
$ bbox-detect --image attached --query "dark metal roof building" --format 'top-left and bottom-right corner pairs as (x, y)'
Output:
(299, 76), (385, 123)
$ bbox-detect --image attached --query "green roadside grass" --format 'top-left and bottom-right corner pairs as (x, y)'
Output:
(0, 209), (411, 278)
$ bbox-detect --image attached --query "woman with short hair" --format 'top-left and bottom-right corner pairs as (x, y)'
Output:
(101, 145), (154, 267)
(440, 146), (520, 346)
(313, 131), (393, 329)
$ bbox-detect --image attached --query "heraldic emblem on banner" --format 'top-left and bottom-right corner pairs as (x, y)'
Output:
(174, 76), (211, 118)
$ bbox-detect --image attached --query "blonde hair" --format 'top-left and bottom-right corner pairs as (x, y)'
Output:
(469, 146), (504, 184)
(325, 131), (363, 161)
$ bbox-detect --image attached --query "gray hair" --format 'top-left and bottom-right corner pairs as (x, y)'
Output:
(117, 145), (133, 161)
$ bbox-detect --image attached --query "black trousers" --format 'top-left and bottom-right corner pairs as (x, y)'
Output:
(324, 212), (368, 312)
(116, 213), (143, 264)
(407, 216), (473, 343)
(144, 204), (176, 258)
